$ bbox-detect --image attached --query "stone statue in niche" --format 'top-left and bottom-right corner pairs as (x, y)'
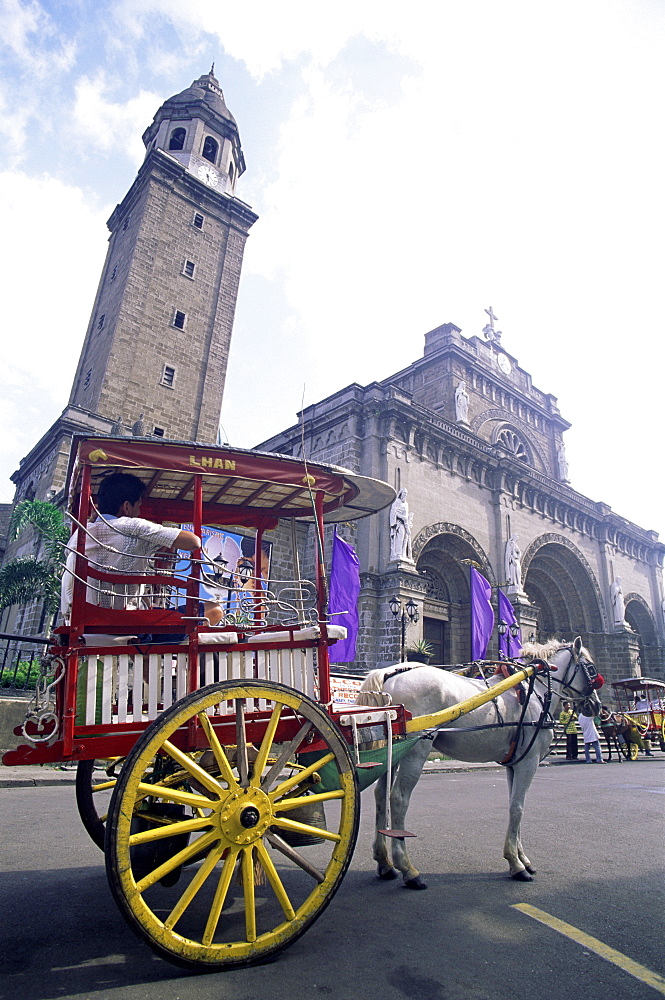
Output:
(505, 534), (524, 593)
(390, 488), (412, 561)
(557, 441), (570, 482)
(454, 381), (470, 423)
(610, 577), (631, 629)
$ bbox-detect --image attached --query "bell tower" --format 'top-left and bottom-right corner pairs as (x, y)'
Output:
(68, 68), (257, 444)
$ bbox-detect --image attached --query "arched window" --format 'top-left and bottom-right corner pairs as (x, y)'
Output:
(169, 127), (186, 151)
(229, 161), (235, 184)
(202, 136), (218, 164)
(496, 428), (528, 462)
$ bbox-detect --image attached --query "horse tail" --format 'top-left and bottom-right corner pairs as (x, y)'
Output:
(355, 667), (394, 706)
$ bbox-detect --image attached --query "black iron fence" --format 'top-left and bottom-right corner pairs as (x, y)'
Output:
(0, 632), (51, 691)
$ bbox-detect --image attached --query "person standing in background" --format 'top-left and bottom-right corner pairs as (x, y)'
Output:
(559, 700), (579, 760)
(578, 709), (604, 763)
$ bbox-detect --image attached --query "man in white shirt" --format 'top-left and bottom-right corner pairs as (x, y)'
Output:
(61, 472), (200, 620)
(578, 711), (604, 764)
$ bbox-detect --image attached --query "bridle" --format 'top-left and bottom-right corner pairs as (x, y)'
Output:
(549, 643), (603, 703)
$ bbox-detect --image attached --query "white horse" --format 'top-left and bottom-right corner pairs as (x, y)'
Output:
(357, 637), (603, 888)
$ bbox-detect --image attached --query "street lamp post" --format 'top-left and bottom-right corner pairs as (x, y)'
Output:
(498, 619), (521, 659)
(389, 595), (419, 661)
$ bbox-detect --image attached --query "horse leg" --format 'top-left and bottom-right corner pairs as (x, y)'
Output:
(387, 740), (430, 890)
(504, 756), (539, 880)
(373, 771), (397, 880)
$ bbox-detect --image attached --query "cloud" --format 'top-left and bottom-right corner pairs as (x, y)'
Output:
(110, 0), (404, 79)
(0, 170), (109, 501)
(0, 0), (76, 75)
(71, 72), (161, 163)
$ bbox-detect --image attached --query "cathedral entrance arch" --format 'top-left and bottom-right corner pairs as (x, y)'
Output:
(522, 534), (605, 640)
(413, 524), (494, 664)
(624, 594), (659, 676)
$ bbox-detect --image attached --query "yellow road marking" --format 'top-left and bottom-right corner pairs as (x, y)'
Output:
(513, 903), (665, 996)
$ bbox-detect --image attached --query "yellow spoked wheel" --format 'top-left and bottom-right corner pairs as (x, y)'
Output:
(628, 741), (639, 760)
(105, 680), (359, 970)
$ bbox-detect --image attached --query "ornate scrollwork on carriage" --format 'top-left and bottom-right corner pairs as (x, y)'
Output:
(21, 655), (65, 745)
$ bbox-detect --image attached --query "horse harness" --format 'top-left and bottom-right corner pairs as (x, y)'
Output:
(386, 643), (598, 767)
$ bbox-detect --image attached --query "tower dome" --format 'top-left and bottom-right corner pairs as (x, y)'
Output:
(156, 69), (237, 125)
(142, 67), (246, 194)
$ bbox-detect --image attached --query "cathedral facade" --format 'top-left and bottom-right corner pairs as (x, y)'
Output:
(259, 319), (665, 685)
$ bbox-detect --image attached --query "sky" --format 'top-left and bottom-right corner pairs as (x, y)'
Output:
(0, 0), (663, 541)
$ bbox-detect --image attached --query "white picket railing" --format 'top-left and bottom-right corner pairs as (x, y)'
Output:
(76, 644), (317, 726)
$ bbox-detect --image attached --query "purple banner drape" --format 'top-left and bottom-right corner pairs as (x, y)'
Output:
(498, 590), (522, 659)
(470, 567), (494, 660)
(328, 532), (361, 663)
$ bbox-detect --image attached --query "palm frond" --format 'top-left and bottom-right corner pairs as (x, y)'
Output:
(0, 558), (61, 613)
(10, 500), (69, 566)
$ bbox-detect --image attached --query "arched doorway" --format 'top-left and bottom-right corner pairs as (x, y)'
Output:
(522, 536), (605, 640)
(414, 525), (494, 664)
(624, 595), (660, 677)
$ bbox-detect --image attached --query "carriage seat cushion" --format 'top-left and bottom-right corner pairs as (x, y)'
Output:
(192, 625), (348, 646)
(82, 634), (139, 646)
(246, 625), (348, 644)
(197, 631), (242, 645)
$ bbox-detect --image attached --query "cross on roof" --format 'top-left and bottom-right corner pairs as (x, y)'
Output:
(485, 306), (498, 329)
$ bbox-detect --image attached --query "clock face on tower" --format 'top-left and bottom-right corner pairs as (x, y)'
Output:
(197, 164), (219, 187)
(497, 352), (512, 375)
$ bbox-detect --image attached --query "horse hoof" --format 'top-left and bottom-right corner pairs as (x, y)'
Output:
(511, 869), (534, 882)
(378, 867), (398, 881)
(404, 876), (428, 890)
(525, 865), (536, 875)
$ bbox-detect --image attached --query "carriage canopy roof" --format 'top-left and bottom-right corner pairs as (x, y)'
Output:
(66, 435), (396, 527)
(611, 677), (665, 692)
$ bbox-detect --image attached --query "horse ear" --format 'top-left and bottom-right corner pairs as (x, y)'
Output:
(573, 636), (583, 655)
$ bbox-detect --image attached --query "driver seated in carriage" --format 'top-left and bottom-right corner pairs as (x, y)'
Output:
(60, 471), (201, 625)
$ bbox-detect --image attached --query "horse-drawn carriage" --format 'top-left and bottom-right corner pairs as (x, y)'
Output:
(611, 676), (665, 754)
(2, 435), (601, 970)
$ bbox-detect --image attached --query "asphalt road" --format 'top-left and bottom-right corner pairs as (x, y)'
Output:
(0, 759), (663, 1000)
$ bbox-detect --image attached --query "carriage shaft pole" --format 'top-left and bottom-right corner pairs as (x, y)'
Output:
(405, 664), (538, 733)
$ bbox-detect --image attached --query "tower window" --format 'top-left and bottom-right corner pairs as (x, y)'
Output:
(153, 426), (165, 437)
(229, 161), (235, 184)
(169, 127), (186, 151)
(192, 212), (205, 230)
(202, 136), (219, 164)
(122, 216), (130, 231)
(173, 310), (186, 330)
(110, 264), (117, 282)
(83, 368), (93, 390)
(161, 365), (176, 388)
(97, 314), (105, 332)
(183, 260), (196, 279)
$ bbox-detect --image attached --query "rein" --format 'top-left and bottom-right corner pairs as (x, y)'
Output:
(498, 659), (553, 766)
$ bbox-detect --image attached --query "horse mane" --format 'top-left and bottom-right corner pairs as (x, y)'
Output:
(518, 638), (564, 661)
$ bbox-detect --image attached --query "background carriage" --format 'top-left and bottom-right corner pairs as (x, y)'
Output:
(611, 676), (665, 754)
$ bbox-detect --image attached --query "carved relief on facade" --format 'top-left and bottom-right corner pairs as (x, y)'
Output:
(471, 407), (550, 475)
(412, 521), (495, 584)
